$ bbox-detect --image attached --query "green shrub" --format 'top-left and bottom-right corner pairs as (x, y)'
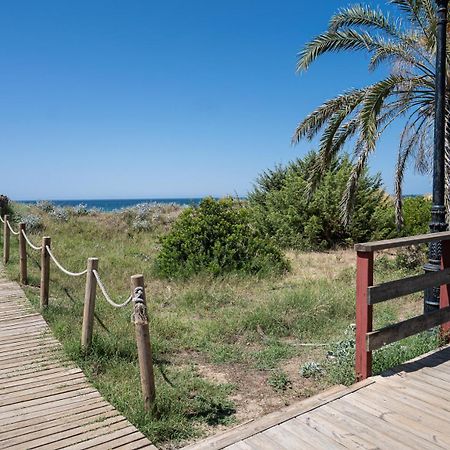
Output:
(249, 152), (396, 250)
(401, 196), (431, 236)
(155, 197), (289, 278)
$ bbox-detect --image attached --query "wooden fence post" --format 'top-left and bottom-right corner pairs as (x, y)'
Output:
(355, 251), (374, 381)
(131, 274), (156, 411)
(81, 257), (98, 349)
(440, 240), (450, 341)
(3, 214), (10, 264)
(19, 223), (28, 285)
(40, 237), (51, 308)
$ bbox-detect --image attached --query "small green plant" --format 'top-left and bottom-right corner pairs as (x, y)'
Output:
(155, 197), (289, 278)
(267, 370), (290, 391)
(299, 361), (323, 379)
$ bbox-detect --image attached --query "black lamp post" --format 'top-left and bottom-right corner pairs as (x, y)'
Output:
(424, 0), (449, 313)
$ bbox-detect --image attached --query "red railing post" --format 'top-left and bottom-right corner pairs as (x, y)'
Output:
(356, 251), (373, 381)
(440, 240), (450, 341)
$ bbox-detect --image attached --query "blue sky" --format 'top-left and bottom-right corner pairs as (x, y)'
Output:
(0, 0), (430, 200)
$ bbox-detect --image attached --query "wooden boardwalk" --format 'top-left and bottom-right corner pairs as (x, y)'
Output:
(187, 345), (450, 449)
(0, 268), (156, 449)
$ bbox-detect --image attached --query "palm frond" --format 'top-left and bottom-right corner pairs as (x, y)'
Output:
(297, 29), (381, 72)
(329, 5), (401, 36)
(291, 88), (366, 144)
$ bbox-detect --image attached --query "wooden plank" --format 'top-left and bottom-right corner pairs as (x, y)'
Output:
(367, 305), (450, 351)
(0, 387), (97, 414)
(183, 381), (373, 450)
(261, 425), (323, 449)
(0, 371), (85, 394)
(66, 427), (148, 450)
(368, 269), (450, 305)
(0, 367), (80, 388)
(109, 436), (158, 450)
(0, 373), (87, 397)
(325, 399), (415, 449)
(297, 408), (386, 450)
(243, 432), (290, 450)
(350, 387), (450, 447)
(334, 395), (440, 450)
(34, 418), (130, 449)
(0, 392), (103, 423)
(2, 416), (128, 449)
(0, 405), (115, 442)
(354, 230), (450, 252)
(0, 398), (109, 432)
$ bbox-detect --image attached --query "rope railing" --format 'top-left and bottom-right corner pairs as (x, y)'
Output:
(93, 269), (133, 308)
(1, 209), (156, 410)
(21, 229), (43, 251)
(45, 245), (87, 277)
(0, 215), (4, 223)
(6, 220), (20, 236)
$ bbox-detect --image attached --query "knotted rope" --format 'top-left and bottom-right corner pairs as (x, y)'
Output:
(93, 269), (133, 308)
(131, 286), (148, 324)
(46, 245), (88, 277)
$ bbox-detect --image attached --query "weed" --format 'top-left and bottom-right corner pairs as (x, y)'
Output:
(268, 370), (290, 391)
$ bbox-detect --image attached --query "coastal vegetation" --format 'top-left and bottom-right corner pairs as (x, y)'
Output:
(3, 187), (437, 447)
(155, 197), (288, 279)
(249, 151), (395, 250)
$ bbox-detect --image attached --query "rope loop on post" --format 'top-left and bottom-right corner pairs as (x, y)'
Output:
(93, 269), (133, 308)
(131, 286), (148, 324)
(6, 220), (20, 236)
(21, 229), (43, 251)
(45, 245), (88, 277)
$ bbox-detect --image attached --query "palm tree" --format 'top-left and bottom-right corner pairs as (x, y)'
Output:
(292, 0), (444, 228)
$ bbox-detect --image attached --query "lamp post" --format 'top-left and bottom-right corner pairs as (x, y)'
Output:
(424, 0), (449, 313)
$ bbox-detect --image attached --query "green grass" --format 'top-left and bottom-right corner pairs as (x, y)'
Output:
(2, 203), (440, 447)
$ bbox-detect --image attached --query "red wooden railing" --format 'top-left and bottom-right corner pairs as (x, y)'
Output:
(355, 231), (450, 380)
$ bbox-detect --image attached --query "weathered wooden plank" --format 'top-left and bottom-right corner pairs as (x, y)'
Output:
(298, 408), (385, 450)
(261, 425), (323, 449)
(0, 405), (116, 443)
(0, 387), (97, 414)
(368, 269), (450, 304)
(0, 392), (103, 423)
(0, 399), (110, 433)
(183, 381), (373, 450)
(0, 372), (85, 394)
(3, 416), (128, 449)
(354, 230), (450, 252)
(67, 427), (150, 450)
(325, 399), (413, 449)
(0, 376), (89, 403)
(367, 306), (450, 351)
(109, 436), (158, 450)
(350, 388), (450, 447)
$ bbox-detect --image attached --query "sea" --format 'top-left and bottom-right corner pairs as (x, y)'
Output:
(19, 198), (206, 212)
